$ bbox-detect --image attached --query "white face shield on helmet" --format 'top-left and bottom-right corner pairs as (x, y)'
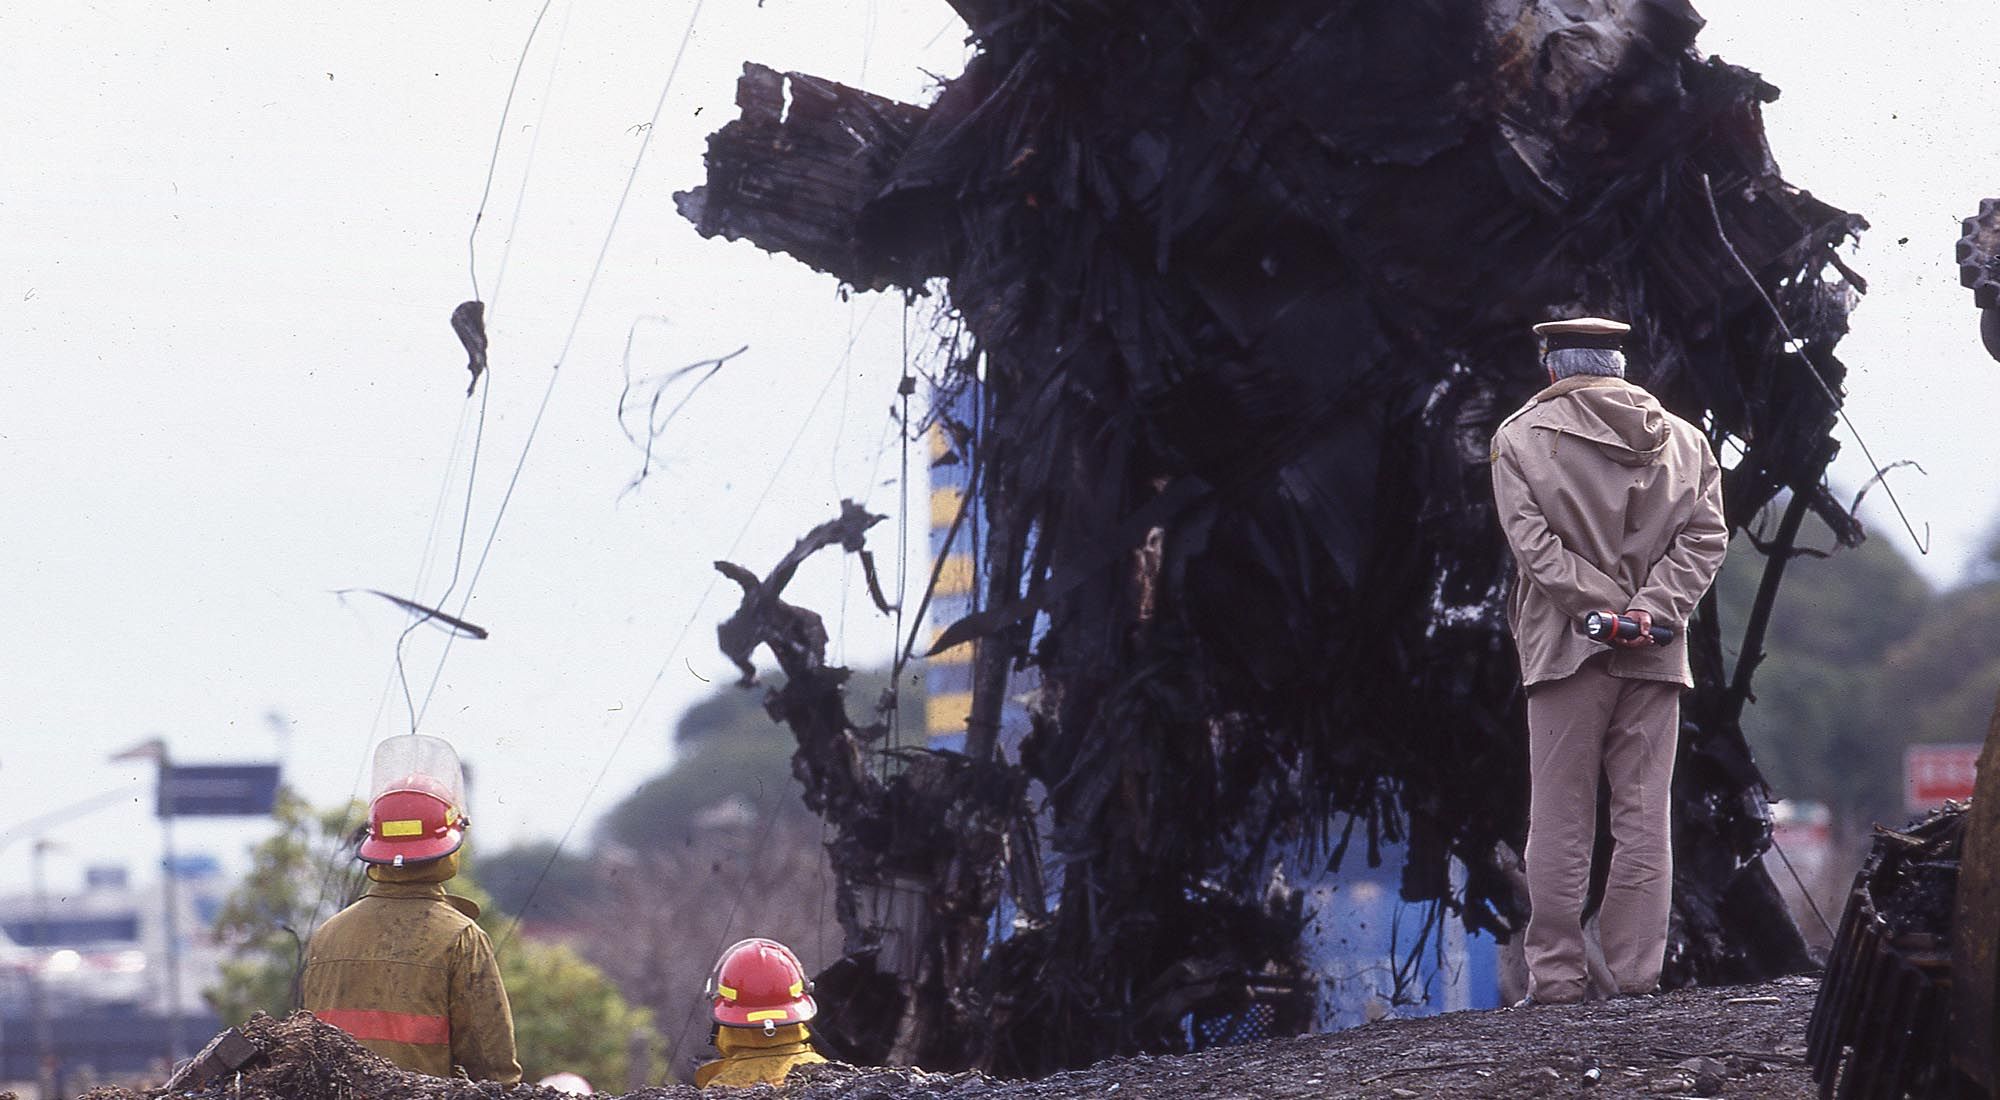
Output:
(367, 734), (467, 807)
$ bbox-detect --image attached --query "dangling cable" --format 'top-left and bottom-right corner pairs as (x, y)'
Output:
(412, 0), (711, 727)
(892, 298), (914, 764)
(468, 0), (559, 303)
(1698, 172), (1930, 555)
(492, 311), (878, 954)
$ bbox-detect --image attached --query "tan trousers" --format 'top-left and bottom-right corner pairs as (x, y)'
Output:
(1523, 655), (1680, 1002)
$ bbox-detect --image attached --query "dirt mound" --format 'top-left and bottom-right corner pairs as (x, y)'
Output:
(78, 1014), (703, 1100)
(97, 976), (1819, 1100)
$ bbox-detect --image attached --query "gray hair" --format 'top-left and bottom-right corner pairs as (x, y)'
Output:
(1545, 346), (1626, 380)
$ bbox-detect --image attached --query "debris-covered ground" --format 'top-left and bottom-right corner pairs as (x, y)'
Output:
(86, 975), (1821, 1100)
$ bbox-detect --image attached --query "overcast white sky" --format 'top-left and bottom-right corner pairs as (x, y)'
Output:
(2, 1), (1995, 897)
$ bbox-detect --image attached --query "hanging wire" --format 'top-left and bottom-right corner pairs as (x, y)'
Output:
(485, 0), (578, 318)
(653, 299), (922, 1056)
(398, 0), (577, 722)
(1767, 835), (1836, 940)
(661, 774), (789, 1075)
(395, 378), (492, 732)
(304, 0), (570, 940)
(492, 302), (884, 956)
(411, 0), (712, 729)
(615, 324), (747, 497)
(468, 0), (560, 303)
(892, 299), (914, 763)
(1698, 172), (1931, 555)
(859, 0), (879, 87)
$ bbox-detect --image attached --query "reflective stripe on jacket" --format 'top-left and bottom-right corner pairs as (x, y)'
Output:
(302, 881), (522, 1083)
(694, 1023), (827, 1088)
(1490, 374), (1726, 687)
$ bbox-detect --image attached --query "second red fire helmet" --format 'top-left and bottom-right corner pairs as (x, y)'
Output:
(704, 938), (816, 1029)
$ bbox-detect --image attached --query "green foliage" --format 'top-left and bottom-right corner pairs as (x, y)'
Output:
(1717, 520), (1930, 827)
(1717, 511), (2000, 831)
(498, 938), (663, 1085)
(476, 841), (600, 922)
(599, 732), (808, 851)
(205, 787), (365, 1023)
(1875, 581), (2000, 754)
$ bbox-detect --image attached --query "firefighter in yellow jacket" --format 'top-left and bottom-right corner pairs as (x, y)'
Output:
(695, 938), (828, 1088)
(302, 734), (521, 1083)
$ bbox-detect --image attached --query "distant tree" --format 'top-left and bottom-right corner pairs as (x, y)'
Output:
(578, 818), (835, 1083)
(499, 937), (664, 1085)
(598, 666), (921, 852)
(579, 668), (930, 1078)
(1714, 514), (1932, 830)
(1873, 575), (2000, 761)
(599, 730), (811, 851)
(475, 841), (600, 924)
(206, 788), (365, 1023)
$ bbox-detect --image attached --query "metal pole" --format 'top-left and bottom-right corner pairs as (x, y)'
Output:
(161, 810), (184, 1067)
(32, 840), (56, 1100)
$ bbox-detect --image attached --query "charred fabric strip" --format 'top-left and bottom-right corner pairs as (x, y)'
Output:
(341, 588), (489, 640)
(617, 345), (747, 459)
(715, 502), (1031, 1068)
(686, 0), (1860, 1076)
(450, 299), (487, 396)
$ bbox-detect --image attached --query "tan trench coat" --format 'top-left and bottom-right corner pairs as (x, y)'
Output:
(1489, 374), (1726, 687)
(301, 880), (522, 1083)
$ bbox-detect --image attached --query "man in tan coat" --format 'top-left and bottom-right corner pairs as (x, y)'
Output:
(1489, 317), (1727, 1005)
(302, 735), (521, 1083)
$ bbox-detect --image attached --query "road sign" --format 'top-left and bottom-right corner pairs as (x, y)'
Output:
(162, 853), (221, 878)
(1904, 743), (1982, 813)
(156, 764), (280, 817)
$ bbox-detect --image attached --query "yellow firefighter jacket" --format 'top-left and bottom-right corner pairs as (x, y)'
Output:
(694, 1023), (827, 1088)
(301, 876), (522, 1083)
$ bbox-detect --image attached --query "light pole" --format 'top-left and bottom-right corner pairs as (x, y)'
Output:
(31, 839), (57, 1100)
(1, 790), (134, 1100)
(104, 736), (280, 1070)
(160, 801), (184, 1065)
(107, 738), (185, 1065)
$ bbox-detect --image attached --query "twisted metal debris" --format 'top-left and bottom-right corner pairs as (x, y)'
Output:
(693, 0), (1864, 1075)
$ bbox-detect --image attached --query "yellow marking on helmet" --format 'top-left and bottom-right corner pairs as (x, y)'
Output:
(746, 1010), (788, 1023)
(381, 819), (425, 837)
(445, 807), (460, 826)
(788, 981), (804, 998)
(716, 984), (738, 1001)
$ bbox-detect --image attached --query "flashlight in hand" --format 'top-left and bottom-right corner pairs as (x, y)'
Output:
(1584, 610), (1676, 646)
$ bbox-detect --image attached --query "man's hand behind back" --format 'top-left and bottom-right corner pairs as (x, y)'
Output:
(1613, 608), (1655, 648)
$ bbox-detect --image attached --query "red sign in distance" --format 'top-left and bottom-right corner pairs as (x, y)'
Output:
(1904, 743), (1982, 813)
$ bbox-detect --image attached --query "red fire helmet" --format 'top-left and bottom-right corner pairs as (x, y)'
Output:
(358, 734), (468, 866)
(359, 776), (465, 866)
(705, 938), (816, 1029)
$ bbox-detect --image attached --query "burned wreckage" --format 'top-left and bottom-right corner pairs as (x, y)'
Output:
(689, 0), (1866, 1077)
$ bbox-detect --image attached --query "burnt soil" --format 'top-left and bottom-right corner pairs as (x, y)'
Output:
(84, 975), (1821, 1100)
